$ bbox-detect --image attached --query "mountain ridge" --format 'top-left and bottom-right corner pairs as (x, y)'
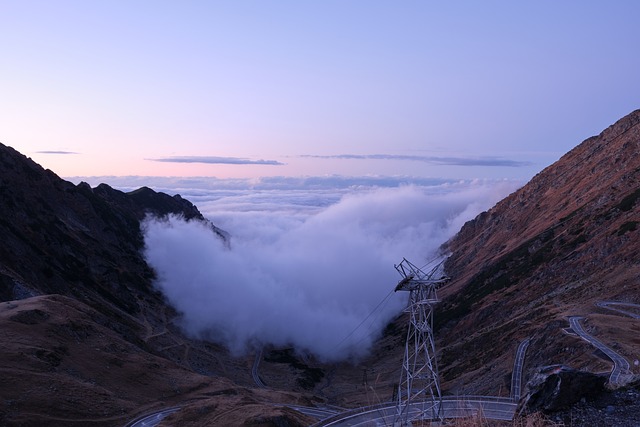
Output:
(437, 109), (640, 397)
(444, 108), (640, 285)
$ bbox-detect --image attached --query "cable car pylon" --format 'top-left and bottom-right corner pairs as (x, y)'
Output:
(393, 258), (449, 426)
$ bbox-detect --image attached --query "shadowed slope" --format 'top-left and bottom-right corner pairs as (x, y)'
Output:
(0, 143), (312, 426)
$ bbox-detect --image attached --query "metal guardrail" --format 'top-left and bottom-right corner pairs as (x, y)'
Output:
(310, 395), (517, 427)
(511, 338), (531, 402)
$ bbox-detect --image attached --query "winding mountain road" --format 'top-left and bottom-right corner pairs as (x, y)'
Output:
(120, 332), (557, 426)
(124, 333), (533, 426)
(568, 316), (631, 386)
(596, 301), (640, 319)
(127, 301), (640, 426)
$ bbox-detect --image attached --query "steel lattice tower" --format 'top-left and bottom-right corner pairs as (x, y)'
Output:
(393, 258), (449, 426)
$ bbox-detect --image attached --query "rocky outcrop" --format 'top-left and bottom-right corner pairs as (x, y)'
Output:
(549, 378), (640, 427)
(524, 366), (607, 412)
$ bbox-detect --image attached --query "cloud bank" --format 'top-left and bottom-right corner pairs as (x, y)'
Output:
(142, 180), (518, 361)
(302, 153), (531, 167)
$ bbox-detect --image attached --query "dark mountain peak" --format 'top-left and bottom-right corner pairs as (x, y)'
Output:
(0, 142), (226, 306)
(76, 181), (93, 192)
(126, 185), (203, 220)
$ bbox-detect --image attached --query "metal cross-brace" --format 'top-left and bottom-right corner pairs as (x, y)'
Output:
(393, 258), (449, 426)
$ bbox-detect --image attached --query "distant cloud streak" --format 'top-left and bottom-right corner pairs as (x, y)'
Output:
(302, 154), (531, 167)
(148, 156), (284, 166)
(36, 150), (79, 155)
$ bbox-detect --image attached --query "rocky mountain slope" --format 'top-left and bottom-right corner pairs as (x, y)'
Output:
(437, 110), (640, 397)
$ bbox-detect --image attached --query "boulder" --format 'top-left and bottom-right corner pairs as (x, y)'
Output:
(524, 365), (607, 412)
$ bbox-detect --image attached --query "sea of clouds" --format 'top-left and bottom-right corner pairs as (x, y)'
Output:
(77, 175), (521, 361)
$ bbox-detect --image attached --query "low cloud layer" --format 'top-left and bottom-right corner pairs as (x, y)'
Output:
(142, 181), (518, 361)
(147, 155), (284, 165)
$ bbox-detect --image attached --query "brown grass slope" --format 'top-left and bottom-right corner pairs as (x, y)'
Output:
(0, 294), (203, 426)
(0, 295), (313, 427)
(438, 109), (640, 395)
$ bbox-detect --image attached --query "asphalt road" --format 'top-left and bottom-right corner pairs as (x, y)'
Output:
(125, 407), (181, 427)
(252, 347), (267, 388)
(568, 316), (631, 386)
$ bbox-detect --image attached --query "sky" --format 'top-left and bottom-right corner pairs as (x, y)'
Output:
(2, 1), (639, 181)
